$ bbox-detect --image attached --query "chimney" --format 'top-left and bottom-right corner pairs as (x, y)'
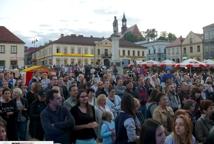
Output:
(60, 34), (64, 38)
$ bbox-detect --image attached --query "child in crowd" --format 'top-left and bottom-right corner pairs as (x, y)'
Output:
(101, 111), (115, 144)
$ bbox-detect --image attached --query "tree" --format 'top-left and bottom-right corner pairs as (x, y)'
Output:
(168, 33), (177, 41)
(158, 31), (168, 40)
(144, 29), (158, 41)
(124, 32), (145, 42)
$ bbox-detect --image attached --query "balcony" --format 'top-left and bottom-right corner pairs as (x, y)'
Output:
(101, 53), (112, 58)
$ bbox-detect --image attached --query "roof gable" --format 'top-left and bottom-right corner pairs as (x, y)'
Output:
(0, 26), (25, 44)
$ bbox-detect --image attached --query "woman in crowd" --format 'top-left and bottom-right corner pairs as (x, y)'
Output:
(70, 90), (98, 144)
(12, 88), (28, 140)
(165, 114), (196, 144)
(152, 92), (174, 134)
(106, 88), (121, 118)
(95, 94), (113, 142)
(29, 90), (47, 140)
(140, 119), (166, 144)
(0, 88), (17, 140)
(115, 95), (139, 144)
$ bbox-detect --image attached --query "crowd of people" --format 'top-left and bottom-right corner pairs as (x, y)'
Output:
(0, 64), (214, 144)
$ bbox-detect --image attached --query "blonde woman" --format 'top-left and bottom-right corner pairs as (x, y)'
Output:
(12, 88), (28, 140)
(95, 94), (113, 142)
(165, 114), (196, 144)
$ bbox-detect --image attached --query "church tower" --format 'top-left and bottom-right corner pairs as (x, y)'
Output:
(121, 13), (127, 34)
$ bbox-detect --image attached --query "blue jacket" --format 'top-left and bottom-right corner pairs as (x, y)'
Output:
(101, 121), (115, 144)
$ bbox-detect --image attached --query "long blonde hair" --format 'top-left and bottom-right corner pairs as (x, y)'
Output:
(173, 114), (193, 144)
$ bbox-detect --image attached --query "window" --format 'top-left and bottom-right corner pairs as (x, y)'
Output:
(123, 50), (125, 56)
(104, 49), (108, 55)
(149, 50), (150, 54)
(133, 51), (135, 56)
(190, 47), (193, 53)
(190, 38), (193, 44)
(56, 47), (60, 53)
(183, 48), (186, 54)
(172, 48), (175, 55)
(138, 51), (140, 56)
(64, 47), (67, 54)
(0, 45), (5, 53)
(70, 47), (74, 53)
(97, 49), (100, 55)
(128, 50), (130, 56)
(197, 45), (200, 52)
(10, 60), (17, 68)
(154, 49), (156, 54)
(0, 60), (5, 67)
(142, 51), (144, 56)
(176, 48), (179, 54)
(84, 48), (88, 54)
(78, 47), (81, 54)
(168, 49), (171, 55)
(11, 45), (17, 54)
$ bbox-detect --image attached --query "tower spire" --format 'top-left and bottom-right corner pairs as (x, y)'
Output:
(121, 13), (127, 34)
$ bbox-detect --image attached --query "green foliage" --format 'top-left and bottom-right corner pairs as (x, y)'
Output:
(124, 32), (145, 42)
(144, 29), (158, 41)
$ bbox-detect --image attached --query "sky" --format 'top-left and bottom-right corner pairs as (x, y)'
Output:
(1, 0), (214, 47)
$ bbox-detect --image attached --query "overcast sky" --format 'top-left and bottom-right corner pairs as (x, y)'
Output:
(1, 0), (214, 47)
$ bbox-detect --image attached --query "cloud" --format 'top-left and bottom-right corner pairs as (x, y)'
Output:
(39, 24), (51, 28)
(93, 9), (118, 15)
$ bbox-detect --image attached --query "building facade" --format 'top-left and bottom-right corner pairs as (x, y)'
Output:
(203, 24), (214, 59)
(166, 37), (184, 62)
(136, 40), (169, 61)
(182, 31), (203, 61)
(32, 34), (146, 66)
(0, 26), (25, 69)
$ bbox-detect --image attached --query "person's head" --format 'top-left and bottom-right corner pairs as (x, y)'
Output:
(124, 80), (133, 90)
(2, 80), (8, 88)
(12, 88), (23, 99)
(37, 90), (46, 102)
(87, 88), (95, 99)
(117, 78), (123, 86)
(98, 81), (104, 89)
(181, 81), (189, 92)
(173, 114), (192, 144)
(51, 76), (58, 86)
(2, 88), (11, 101)
(191, 86), (201, 100)
(69, 85), (78, 97)
(167, 84), (176, 94)
(102, 111), (113, 122)
(121, 95), (135, 116)
(138, 76), (145, 86)
(31, 82), (41, 93)
(46, 89), (62, 108)
(149, 89), (160, 102)
(77, 90), (89, 105)
(97, 94), (107, 107)
(140, 119), (166, 144)
(174, 109), (191, 119)
(200, 100), (214, 118)
(0, 118), (7, 141)
(158, 93), (169, 107)
(109, 88), (116, 98)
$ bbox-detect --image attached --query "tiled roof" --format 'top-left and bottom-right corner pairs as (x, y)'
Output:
(0, 26), (25, 44)
(203, 23), (214, 29)
(51, 34), (144, 48)
(166, 37), (184, 48)
(52, 35), (103, 46)
(121, 24), (142, 38)
(25, 47), (38, 53)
